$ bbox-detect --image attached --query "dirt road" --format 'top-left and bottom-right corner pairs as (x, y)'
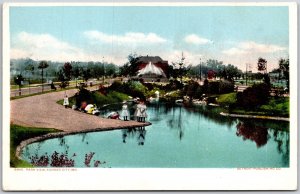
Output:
(11, 89), (150, 132)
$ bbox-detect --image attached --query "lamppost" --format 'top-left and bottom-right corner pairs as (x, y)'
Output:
(102, 57), (105, 84)
(245, 63), (251, 86)
(199, 58), (202, 81)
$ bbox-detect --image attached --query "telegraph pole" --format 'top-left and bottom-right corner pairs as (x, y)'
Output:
(246, 63), (248, 86)
(199, 58), (202, 81)
(102, 56), (105, 84)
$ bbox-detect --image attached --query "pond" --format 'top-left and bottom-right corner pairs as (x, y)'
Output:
(21, 102), (289, 168)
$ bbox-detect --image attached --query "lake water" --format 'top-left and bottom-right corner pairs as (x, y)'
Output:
(21, 102), (289, 168)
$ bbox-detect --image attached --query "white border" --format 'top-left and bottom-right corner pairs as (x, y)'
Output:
(2, 2), (298, 191)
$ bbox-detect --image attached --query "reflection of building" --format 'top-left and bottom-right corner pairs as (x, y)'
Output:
(135, 56), (169, 82)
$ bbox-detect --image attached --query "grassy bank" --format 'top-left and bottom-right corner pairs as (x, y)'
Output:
(230, 97), (289, 117)
(10, 124), (62, 167)
(217, 93), (289, 117)
(57, 90), (129, 108)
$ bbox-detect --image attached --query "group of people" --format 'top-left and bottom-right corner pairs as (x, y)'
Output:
(63, 92), (147, 122)
(121, 100), (147, 122)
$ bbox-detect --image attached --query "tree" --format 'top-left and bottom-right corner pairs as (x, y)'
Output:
(63, 62), (72, 81)
(82, 68), (92, 82)
(172, 52), (190, 84)
(57, 69), (68, 89)
(38, 61), (49, 92)
(14, 74), (24, 96)
(257, 57), (267, 73)
(237, 83), (270, 109)
(206, 59), (223, 77)
(72, 65), (81, 87)
(279, 58), (289, 91)
(24, 60), (35, 94)
(56, 62), (72, 89)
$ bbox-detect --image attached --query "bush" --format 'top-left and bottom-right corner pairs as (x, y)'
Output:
(260, 97), (289, 116)
(237, 83), (270, 109)
(165, 80), (183, 91)
(217, 93), (237, 107)
(186, 81), (200, 98)
(208, 81), (220, 94)
(74, 88), (129, 107)
(219, 80), (234, 94)
(109, 81), (123, 91)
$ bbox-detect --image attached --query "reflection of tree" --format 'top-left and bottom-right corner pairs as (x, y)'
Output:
(58, 137), (70, 154)
(272, 130), (289, 166)
(167, 106), (184, 140)
(236, 120), (290, 165)
(80, 133), (89, 144)
(236, 122), (270, 147)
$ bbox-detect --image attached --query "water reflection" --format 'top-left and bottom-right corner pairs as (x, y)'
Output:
(121, 127), (147, 146)
(166, 106), (185, 140)
(22, 102), (290, 168)
(272, 130), (290, 166)
(236, 121), (270, 147)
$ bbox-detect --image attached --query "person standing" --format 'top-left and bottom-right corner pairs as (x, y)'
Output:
(63, 95), (69, 108)
(135, 101), (142, 122)
(121, 101), (130, 121)
(140, 101), (147, 122)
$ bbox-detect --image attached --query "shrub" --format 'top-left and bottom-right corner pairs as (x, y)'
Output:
(165, 80), (183, 91)
(237, 83), (270, 109)
(186, 81), (200, 98)
(219, 80), (234, 94)
(75, 88), (129, 107)
(217, 92), (237, 107)
(208, 81), (220, 94)
(109, 81), (123, 91)
(75, 88), (93, 107)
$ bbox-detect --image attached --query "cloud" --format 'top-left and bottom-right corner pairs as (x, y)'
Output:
(84, 31), (167, 45)
(222, 41), (286, 56)
(184, 34), (213, 45)
(10, 32), (287, 72)
(11, 32), (90, 61)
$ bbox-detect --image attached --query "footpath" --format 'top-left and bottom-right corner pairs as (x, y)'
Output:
(11, 88), (150, 132)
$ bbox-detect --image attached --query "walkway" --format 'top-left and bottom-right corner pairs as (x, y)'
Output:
(11, 89), (151, 132)
(220, 112), (289, 122)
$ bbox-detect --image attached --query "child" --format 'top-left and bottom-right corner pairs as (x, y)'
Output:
(121, 101), (130, 121)
(140, 101), (147, 122)
(63, 95), (69, 108)
(135, 101), (142, 122)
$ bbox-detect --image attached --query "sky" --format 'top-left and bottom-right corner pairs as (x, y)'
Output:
(9, 5), (289, 71)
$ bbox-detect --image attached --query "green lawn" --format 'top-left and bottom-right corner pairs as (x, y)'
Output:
(57, 90), (129, 107)
(231, 97), (289, 117)
(10, 124), (62, 168)
(217, 93), (289, 117)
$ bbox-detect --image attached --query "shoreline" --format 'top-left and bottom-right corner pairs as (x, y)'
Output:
(10, 87), (152, 162)
(220, 112), (289, 122)
(15, 122), (151, 160)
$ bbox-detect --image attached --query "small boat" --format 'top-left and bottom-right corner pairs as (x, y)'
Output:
(107, 112), (120, 119)
(192, 99), (207, 105)
(175, 99), (184, 104)
(208, 103), (220, 107)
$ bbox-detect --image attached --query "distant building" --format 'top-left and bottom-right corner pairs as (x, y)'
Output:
(134, 56), (169, 82)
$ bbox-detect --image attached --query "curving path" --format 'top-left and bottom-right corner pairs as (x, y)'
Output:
(11, 89), (150, 132)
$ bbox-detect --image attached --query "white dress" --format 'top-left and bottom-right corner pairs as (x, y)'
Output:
(63, 97), (69, 106)
(135, 104), (142, 118)
(121, 104), (129, 117)
(140, 104), (147, 118)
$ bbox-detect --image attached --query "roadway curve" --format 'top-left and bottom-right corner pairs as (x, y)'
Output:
(11, 89), (150, 132)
